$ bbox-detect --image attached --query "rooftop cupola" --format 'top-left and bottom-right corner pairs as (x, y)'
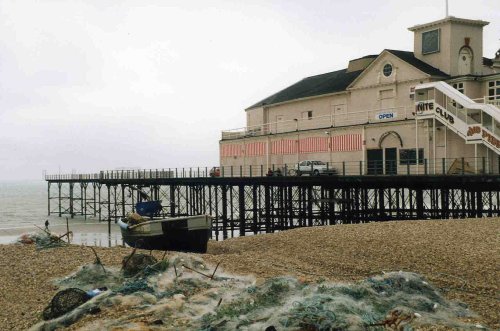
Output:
(408, 16), (489, 76)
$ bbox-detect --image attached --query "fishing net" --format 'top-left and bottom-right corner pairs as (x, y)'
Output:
(141, 259), (169, 277)
(30, 256), (483, 331)
(198, 272), (478, 331)
(123, 212), (147, 225)
(116, 278), (155, 295)
(56, 263), (123, 292)
(122, 253), (158, 277)
(18, 232), (68, 250)
(198, 272), (469, 330)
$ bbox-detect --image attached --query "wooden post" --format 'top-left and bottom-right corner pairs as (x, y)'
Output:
(47, 182), (51, 216)
(170, 185), (176, 217)
(252, 185), (258, 234)
(307, 186), (313, 227)
(66, 217), (70, 244)
(264, 185), (271, 233)
(107, 184), (111, 222)
(416, 188), (424, 220)
(221, 185), (228, 239)
(69, 183), (74, 218)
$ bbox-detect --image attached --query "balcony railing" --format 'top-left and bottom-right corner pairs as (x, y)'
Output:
(471, 96), (500, 108)
(222, 106), (411, 140)
(44, 157), (499, 181)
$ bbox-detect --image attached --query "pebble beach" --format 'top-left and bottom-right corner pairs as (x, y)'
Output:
(0, 217), (499, 330)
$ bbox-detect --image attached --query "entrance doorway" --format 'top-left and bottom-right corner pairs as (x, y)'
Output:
(385, 148), (397, 175)
(367, 149), (383, 175)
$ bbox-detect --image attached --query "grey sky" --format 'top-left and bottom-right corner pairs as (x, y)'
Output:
(0, 0), (498, 180)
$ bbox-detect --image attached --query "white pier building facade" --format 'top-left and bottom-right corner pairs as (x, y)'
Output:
(220, 16), (500, 175)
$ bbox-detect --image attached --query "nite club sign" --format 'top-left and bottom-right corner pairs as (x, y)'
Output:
(415, 101), (455, 125)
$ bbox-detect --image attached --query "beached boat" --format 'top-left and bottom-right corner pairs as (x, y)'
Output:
(118, 215), (212, 253)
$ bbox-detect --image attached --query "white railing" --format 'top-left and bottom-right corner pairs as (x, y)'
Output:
(471, 96), (500, 108)
(221, 106), (410, 140)
(44, 156), (500, 181)
(415, 82), (500, 155)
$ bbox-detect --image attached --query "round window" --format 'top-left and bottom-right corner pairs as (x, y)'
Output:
(383, 63), (393, 77)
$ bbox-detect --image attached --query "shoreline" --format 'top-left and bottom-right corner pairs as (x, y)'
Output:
(0, 217), (498, 329)
(0, 222), (122, 246)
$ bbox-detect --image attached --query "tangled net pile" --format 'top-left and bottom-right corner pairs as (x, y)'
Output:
(18, 232), (68, 250)
(30, 255), (483, 331)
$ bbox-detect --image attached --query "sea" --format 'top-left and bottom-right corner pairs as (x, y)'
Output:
(0, 180), (122, 246)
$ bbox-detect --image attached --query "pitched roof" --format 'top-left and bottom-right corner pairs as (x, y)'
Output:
(385, 49), (449, 77)
(247, 69), (363, 110)
(351, 54), (378, 61)
(483, 57), (493, 66)
(247, 49), (448, 110)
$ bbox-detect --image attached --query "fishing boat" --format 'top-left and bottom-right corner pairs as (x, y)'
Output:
(118, 214), (212, 253)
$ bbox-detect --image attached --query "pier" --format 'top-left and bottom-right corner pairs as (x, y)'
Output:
(45, 164), (500, 240)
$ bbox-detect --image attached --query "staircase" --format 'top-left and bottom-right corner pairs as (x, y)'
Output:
(414, 81), (500, 155)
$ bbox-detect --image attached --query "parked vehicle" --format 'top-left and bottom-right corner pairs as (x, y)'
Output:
(289, 160), (337, 176)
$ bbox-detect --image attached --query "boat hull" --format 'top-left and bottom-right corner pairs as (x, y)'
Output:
(119, 215), (211, 253)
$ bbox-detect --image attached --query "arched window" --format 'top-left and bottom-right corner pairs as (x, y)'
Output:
(458, 46), (473, 75)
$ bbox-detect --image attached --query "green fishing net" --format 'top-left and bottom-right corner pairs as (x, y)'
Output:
(31, 256), (483, 331)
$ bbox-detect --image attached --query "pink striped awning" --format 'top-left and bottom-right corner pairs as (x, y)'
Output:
(271, 140), (297, 155)
(331, 134), (362, 152)
(299, 137), (329, 153)
(245, 142), (266, 156)
(220, 144), (244, 157)
(221, 133), (362, 157)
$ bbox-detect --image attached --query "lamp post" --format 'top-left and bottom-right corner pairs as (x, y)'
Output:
(325, 131), (332, 165)
(294, 119), (299, 164)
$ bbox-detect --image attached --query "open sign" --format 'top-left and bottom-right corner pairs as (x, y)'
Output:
(376, 112), (397, 120)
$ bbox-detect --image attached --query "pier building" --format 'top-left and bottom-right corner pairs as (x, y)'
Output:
(220, 16), (500, 175)
(45, 15), (500, 239)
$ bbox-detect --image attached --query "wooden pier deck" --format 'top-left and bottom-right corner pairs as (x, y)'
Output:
(45, 170), (500, 240)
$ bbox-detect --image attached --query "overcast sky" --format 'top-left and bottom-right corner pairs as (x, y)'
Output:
(0, 0), (498, 180)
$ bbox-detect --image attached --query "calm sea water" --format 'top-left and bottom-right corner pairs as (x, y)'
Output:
(0, 180), (122, 246)
(0, 180), (50, 228)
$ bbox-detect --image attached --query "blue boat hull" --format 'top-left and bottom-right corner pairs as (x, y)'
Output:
(135, 200), (163, 217)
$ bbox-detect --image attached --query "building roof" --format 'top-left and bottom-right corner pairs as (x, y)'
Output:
(385, 49), (449, 77)
(351, 54), (378, 61)
(483, 57), (493, 66)
(247, 49), (449, 110)
(246, 68), (363, 110)
(408, 16), (489, 32)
